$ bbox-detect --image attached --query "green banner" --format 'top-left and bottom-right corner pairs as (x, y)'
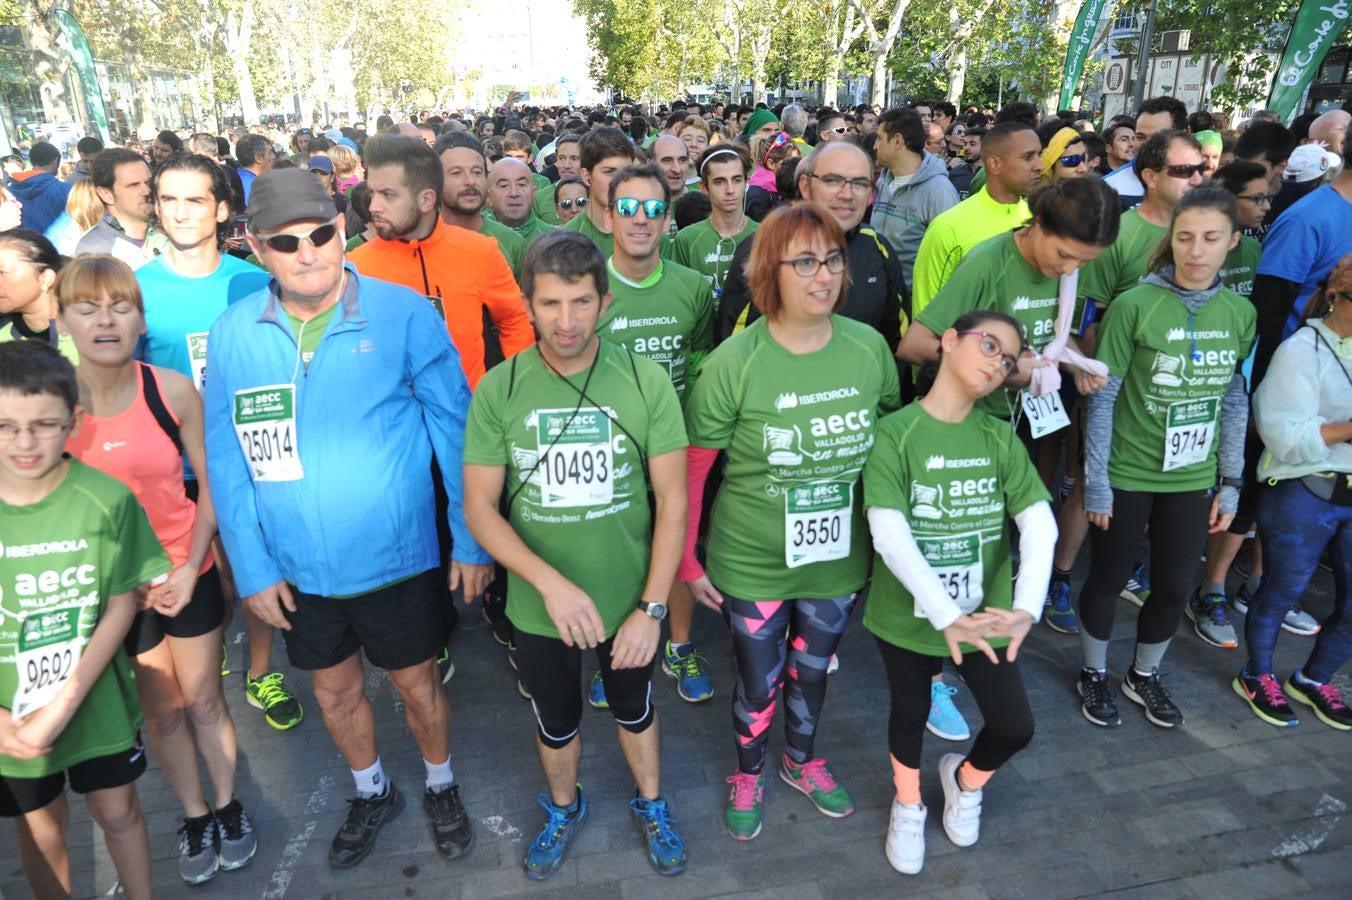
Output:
(1058, 0), (1110, 110)
(53, 10), (111, 143)
(1268, 0), (1352, 122)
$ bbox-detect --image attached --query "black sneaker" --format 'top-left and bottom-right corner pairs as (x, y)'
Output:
(1232, 668), (1298, 728)
(1077, 668), (1121, 727)
(482, 603), (514, 649)
(1285, 673), (1352, 730)
(329, 783), (405, 869)
(424, 784), (474, 859)
(1122, 668), (1184, 728)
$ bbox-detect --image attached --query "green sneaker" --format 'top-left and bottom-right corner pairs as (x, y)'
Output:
(245, 672), (304, 731)
(723, 771), (764, 841)
(661, 640), (714, 703)
(220, 637), (231, 678)
(779, 756), (854, 818)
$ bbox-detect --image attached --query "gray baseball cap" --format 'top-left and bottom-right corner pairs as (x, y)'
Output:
(247, 168), (337, 233)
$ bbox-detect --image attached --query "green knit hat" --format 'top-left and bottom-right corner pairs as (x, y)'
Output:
(742, 107), (779, 137)
(1195, 129), (1223, 150)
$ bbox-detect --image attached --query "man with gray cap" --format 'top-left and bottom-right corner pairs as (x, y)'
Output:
(203, 168), (493, 869)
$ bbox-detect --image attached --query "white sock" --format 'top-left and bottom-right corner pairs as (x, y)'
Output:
(424, 755), (454, 791)
(353, 758), (388, 798)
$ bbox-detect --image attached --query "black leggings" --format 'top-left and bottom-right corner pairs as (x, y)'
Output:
(1078, 487), (1212, 643)
(876, 638), (1034, 771)
(514, 629), (656, 749)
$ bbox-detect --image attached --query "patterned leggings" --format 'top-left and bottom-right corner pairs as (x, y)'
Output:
(721, 591), (858, 774)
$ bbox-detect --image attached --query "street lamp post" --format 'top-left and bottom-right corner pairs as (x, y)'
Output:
(1131, 0), (1157, 114)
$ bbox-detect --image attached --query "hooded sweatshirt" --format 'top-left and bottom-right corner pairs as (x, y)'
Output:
(870, 151), (960, 290)
(10, 169), (71, 234)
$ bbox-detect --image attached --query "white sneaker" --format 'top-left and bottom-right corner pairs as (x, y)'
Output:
(938, 753), (982, 848)
(884, 799), (926, 874)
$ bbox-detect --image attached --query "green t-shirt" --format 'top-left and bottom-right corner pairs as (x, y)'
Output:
(1221, 235), (1261, 299)
(481, 216), (527, 279)
(534, 182), (561, 225)
(863, 404), (1049, 656)
(511, 215), (555, 245)
(564, 211), (675, 261)
(284, 301), (340, 369)
(463, 342), (689, 640)
(685, 316), (902, 599)
(672, 217), (760, 298)
(917, 231), (1059, 419)
(0, 460), (170, 777)
(344, 233), (368, 252)
(1078, 210), (1167, 308)
(1095, 283), (1256, 492)
(598, 259), (715, 404)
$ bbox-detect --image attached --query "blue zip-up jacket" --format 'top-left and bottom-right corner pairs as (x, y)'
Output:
(203, 265), (491, 598)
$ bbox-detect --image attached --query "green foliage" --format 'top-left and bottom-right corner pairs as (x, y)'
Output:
(1152, 0), (1300, 109)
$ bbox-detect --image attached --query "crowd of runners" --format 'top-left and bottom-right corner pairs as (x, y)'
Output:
(0, 92), (1349, 896)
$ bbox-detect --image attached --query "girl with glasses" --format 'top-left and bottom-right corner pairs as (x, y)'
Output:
(681, 203), (901, 842)
(1077, 188), (1255, 731)
(864, 309), (1053, 874)
(0, 229), (76, 363)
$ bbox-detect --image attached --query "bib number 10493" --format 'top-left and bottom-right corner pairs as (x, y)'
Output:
(1163, 397), (1218, 472)
(785, 479), (853, 568)
(233, 385), (304, 482)
(536, 408), (613, 508)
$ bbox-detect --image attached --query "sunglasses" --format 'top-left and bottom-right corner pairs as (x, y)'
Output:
(1163, 163), (1207, 179)
(614, 197), (667, 219)
(780, 251), (847, 278)
(762, 131), (790, 165)
(1058, 154), (1085, 168)
(256, 221), (339, 253)
(821, 125), (849, 135)
(957, 330), (1020, 374)
(557, 197), (589, 210)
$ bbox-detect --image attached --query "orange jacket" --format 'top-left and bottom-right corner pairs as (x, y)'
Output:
(348, 219), (533, 388)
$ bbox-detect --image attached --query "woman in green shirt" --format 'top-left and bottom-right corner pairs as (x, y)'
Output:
(865, 308), (1055, 875)
(1078, 188), (1255, 731)
(0, 230), (76, 363)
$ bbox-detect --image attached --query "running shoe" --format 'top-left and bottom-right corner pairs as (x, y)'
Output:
(1230, 584), (1254, 615)
(885, 799), (926, 875)
(214, 798), (257, 871)
(1232, 668), (1298, 728)
(661, 641), (713, 703)
(587, 671), (608, 709)
(926, 682), (971, 741)
(328, 783), (405, 869)
(524, 789), (587, 881)
(481, 603), (514, 649)
(424, 783), (473, 858)
(245, 671), (304, 731)
(1122, 667), (1183, 728)
(1119, 563), (1151, 607)
(1286, 673), (1352, 730)
(1043, 580), (1079, 634)
(723, 771), (764, 841)
(629, 795), (687, 875)
(177, 812), (220, 884)
(436, 647), (455, 684)
(937, 753), (982, 848)
(779, 756), (854, 818)
(1185, 590), (1238, 648)
(1077, 668), (1121, 727)
(1281, 607), (1321, 636)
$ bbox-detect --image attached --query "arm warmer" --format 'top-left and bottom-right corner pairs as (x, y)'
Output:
(1249, 275), (1301, 393)
(1012, 502), (1057, 622)
(1215, 372), (1249, 515)
(678, 446), (719, 582)
(1083, 374), (1123, 515)
(866, 506), (964, 631)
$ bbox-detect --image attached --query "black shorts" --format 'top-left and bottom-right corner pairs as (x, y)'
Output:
(126, 566), (227, 656)
(0, 734), (147, 817)
(280, 569), (446, 671)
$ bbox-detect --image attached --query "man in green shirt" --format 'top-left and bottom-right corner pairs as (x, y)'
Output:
(651, 135), (691, 237)
(487, 157), (554, 245)
(434, 131), (527, 278)
(673, 144), (758, 300)
(462, 230), (691, 881)
(911, 122), (1042, 316)
(534, 133), (582, 226)
(564, 127), (676, 261)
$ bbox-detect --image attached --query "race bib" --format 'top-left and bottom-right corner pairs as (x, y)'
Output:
(917, 532), (984, 614)
(1163, 397), (1218, 472)
(785, 479), (853, 568)
(12, 607), (83, 719)
(1020, 389), (1069, 439)
(186, 332), (209, 392)
(233, 385), (304, 482)
(536, 408), (613, 508)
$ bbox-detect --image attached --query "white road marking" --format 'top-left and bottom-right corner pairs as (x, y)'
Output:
(1271, 793), (1346, 858)
(481, 815), (524, 843)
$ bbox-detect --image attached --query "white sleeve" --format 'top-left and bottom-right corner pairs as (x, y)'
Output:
(1012, 501), (1058, 622)
(867, 506), (964, 632)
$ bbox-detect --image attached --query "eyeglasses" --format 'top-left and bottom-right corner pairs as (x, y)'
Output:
(1237, 192), (1275, 206)
(821, 126), (849, 135)
(805, 173), (873, 197)
(1162, 163), (1207, 179)
(1058, 154), (1086, 168)
(256, 221), (339, 253)
(957, 330), (1020, 374)
(613, 197), (668, 219)
(780, 251), (847, 277)
(0, 417), (73, 443)
(557, 197), (589, 210)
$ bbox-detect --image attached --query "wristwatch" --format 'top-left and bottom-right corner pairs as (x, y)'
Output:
(638, 600), (668, 621)
(1218, 476), (1244, 489)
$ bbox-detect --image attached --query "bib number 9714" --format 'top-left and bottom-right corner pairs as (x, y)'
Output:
(1163, 397), (1218, 472)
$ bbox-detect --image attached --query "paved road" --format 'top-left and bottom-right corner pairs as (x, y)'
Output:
(2, 561), (1348, 899)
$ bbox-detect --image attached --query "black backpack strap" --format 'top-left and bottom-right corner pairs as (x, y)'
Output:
(140, 363), (184, 455)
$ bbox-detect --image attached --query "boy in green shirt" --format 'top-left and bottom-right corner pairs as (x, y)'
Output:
(0, 341), (170, 900)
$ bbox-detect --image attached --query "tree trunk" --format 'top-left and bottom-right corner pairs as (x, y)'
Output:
(750, 27), (771, 104)
(947, 47), (966, 104)
(26, 1), (79, 125)
(225, 6), (258, 126)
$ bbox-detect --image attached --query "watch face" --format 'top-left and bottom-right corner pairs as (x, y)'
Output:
(645, 602), (668, 620)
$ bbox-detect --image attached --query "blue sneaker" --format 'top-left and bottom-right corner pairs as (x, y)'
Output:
(1043, 580), (1079, 634)
(662, 641), (714, 703)
(523, 789), (588, 881)
(628, 795), (687, 875)
(1185, 590), (1237, 648)
(588, 671), (608, 709)
(1119, 562), (1151, 608)
(925, 682), (971, 741)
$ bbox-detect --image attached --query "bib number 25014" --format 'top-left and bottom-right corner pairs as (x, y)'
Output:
(785, 480), (853, 568)
(233, 385), (304, 482)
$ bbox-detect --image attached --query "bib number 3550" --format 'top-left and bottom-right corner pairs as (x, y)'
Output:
(234, 385), (304, 482)
(785, 479), (853, 568)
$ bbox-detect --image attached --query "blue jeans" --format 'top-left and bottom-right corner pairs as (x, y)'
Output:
(1246, 478), (1352, 680)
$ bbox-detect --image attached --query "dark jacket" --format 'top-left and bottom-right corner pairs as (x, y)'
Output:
(10, 170), (71, 234)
